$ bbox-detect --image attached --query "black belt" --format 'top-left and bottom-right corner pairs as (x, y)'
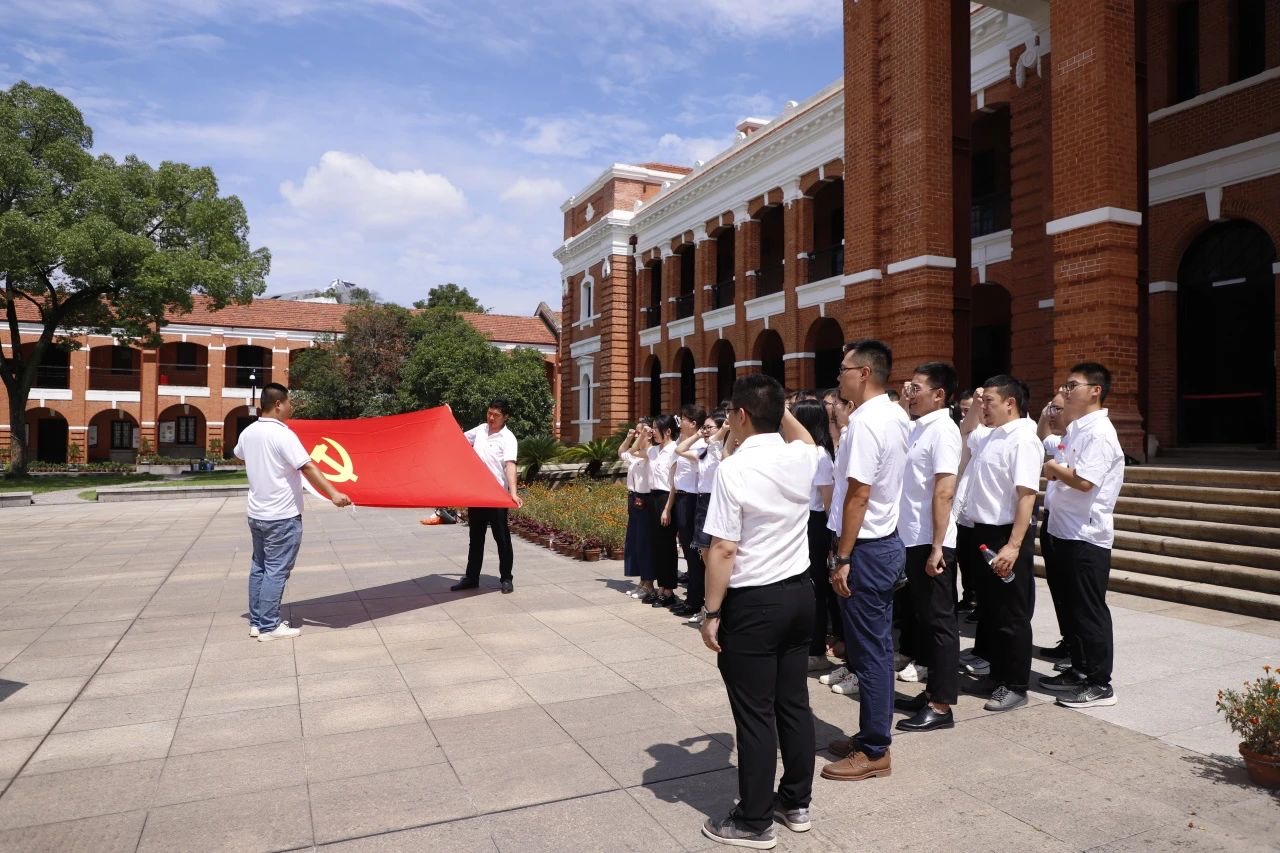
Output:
(676, 489), (696, 496)
(856, 531), (899, 544)
(728, 571), (809, 593)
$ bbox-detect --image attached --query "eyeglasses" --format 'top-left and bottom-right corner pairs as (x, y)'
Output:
(904, 382), (934, 397)
(1058, 381), (1100, 393)
(838, 364), (868, 376)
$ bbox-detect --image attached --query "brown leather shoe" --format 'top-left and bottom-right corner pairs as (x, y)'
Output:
(827, 736), (857, 758)
(820, 748), (891, 781)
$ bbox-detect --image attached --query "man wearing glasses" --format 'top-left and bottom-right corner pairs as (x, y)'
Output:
(1037, 391), (1074, 667)
(1036, 363), (1124, 708)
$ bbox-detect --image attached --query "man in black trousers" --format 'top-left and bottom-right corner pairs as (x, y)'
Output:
(699, 375), (818, 849)
(452, 398), (523, 594)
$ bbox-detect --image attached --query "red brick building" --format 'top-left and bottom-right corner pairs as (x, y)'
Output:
(555, 1), (1280, 459)
(1, 300), (560, 464)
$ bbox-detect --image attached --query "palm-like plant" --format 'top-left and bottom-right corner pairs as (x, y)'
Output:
(560, 437), (622, 477)
(517, 435), (565, 481)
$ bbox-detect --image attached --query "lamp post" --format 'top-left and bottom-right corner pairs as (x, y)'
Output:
(249, 370), (258, 416)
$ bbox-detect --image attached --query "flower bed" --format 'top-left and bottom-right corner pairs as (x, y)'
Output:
(511, 481), (627, 559)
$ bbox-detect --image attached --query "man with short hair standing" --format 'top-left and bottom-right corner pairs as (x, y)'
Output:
(453, 398), (522, 594)
(699, 375), (818, 849)
(235, 383), (351, 642)
(823, 339), (909, 782)
(1038, 363), (1124, 708)
(894, 362), (963, 732)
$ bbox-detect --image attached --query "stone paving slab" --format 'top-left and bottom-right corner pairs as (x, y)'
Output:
(0, 496), (1277, 852)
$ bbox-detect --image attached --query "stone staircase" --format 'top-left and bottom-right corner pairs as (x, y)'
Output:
(1035, 465), (1280, 619)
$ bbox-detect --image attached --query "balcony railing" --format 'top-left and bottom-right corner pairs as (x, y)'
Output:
(672, 292), (695, 320)
(755, 263), (784, 297)
(808, 245), (844, 283)
(641, 305), (662, 329)
(708, 278), (735, 309)
(224, 365), (272, 388)
(158, 363), (209, 387)
(33, 365), (70, 389)
(88, 367), (141, 392)
(971, 192), (1011, 237)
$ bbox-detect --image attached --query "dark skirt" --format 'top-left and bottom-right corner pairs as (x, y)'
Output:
(624, 491), (654, 579)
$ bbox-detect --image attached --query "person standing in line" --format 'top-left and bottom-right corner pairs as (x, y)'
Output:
(646, 415), (681, 607)
(676, 411), (729, 622)
(619, 419), (654, 598)
(1037, 363), (1124, 708)
(698, 375), (818, 850)
(956, 392), (991, 674)
(791, 399), (837, 673)
(235, 383), (351, 641)
(668, 405), (707, 618)
(823, 339), (909, 782)
(1036, 392), (1074, 665)
(957, 376), (1042, 712)
(894, 362), (963, 732)
(819, 390), (856, 693)
(452, 398), (522, 594)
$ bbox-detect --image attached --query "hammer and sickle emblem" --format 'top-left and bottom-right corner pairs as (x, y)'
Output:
(310, 437), (359, 483)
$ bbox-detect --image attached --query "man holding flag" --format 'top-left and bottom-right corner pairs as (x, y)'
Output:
(452, 398), (523, 594)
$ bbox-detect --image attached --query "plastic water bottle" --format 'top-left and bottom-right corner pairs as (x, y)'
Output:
(979, 544), (1015, 584)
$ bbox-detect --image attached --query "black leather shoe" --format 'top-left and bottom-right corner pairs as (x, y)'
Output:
(651, 594), (677, 608)
(500, 580), (513, 594)
(896, 705), (954, 732)
(677, 572), (689, 585)
(670, 603), (698, 617)
(449, 580), (479, 592)
(895, 692), (929, 712)
(640, 591), (659, 604)
(1038, 639), (1070, 660)
(1038, 669), (1087, 692)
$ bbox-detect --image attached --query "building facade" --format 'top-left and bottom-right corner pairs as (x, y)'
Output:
(555, 0), (1280, 459)
(1, 299), (560, 464)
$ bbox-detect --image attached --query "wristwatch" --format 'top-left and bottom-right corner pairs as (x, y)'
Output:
(701, 607), (721, 620)
(832, 554), (852, 567)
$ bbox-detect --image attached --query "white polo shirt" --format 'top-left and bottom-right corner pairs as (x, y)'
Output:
(1042, 433), (1064, 512)
(810, 446), (835, 512)
(234, 417), (313, 521)
(696, 440), (723, 495)
(841, 393), (910, 539)
(647, 442), (677, 492)
(827, 425), (851, 535)
(899, 408), (961, 549)
(1047, 409), (1124, 548)
(962, 417), (1043, 526)
(703, 433), (819, 587)
(625, 454), (651, 494)
(954, 424), (991, 528)
(674, 438), (704, 493)
(464, 422), (518, 488)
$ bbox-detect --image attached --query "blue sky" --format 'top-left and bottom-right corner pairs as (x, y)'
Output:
(1, 1), (842, 314)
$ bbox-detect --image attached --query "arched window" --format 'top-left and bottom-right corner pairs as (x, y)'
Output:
(579, 275), (595, 322)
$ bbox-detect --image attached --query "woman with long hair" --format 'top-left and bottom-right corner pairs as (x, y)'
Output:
(646, 414), (681, 606)
(620, 418), (654, 597)
(794, 397), (841, 673)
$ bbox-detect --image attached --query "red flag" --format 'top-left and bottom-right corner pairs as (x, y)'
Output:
(286, 406), (516, 509)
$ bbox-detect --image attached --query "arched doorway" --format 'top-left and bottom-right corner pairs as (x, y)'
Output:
(971, 282), (1012, 385)
(23, 407), (68, 463)
(675, 348), (696, 407)
(222, 406), (259, 458)
(1177, 220), (1277, 445)
(710, 339), (736, 405)
(753, 330), (785, 386)
(157, 404), (207, 459)
(807, 317), (844, 391)
(87, 409), (139, 463)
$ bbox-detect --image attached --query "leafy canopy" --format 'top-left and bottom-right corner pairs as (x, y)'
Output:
(413, 282), (486, 313)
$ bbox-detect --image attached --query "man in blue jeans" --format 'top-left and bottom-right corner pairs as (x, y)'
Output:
(235, 383), (351, 641)
(824, 339), (909, 781)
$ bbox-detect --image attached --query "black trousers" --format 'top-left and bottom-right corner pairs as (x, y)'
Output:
(806, 510), (842, 655)
(693, 492), (712, 550)
(648, 490), (679, 589)
(972, 522), (1035, 692)
(893, 584), (919, 660)
(1049, 534), (1115, 685)
(904, 545), (960, 704)
(674, 491), (705, 607)
(464, 507), (513, 582)
(955, 523), (981, 607)
(1041, 511), (1072, 642)
(717, 573), (815, 833)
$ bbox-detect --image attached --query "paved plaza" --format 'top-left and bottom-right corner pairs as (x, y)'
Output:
(0, 497), (1277, 852)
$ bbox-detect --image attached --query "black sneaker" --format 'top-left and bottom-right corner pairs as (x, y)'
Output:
(1053, 659), (1074, 672)
(702, 810), (777, 849)
(1056, 683), (1116, 708)
(1038, 639), (1070, 660)
(1038, 669), (1087, 693)
(500, 580), (513, 594)
(671, 603), (699, 617)
(678, 572), (690, 585)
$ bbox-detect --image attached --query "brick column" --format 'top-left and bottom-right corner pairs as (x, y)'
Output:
(661, 249), (678, 325)
(693, 229), (711, 326)
(139, 348), (158, 452)
(842, 0), (885, 340)
(733, 207), (758, 363)
(1048, 0), (1144, 458)
(599, 253), (632, 434)
(783, 186), (812, 365)
(635, 264), (651, 332)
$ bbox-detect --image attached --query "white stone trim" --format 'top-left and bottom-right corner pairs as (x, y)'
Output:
(668, 316), (695, 340)
(553, 219), (634, 278)
(1149, 132), (1280, 207)
(157, 386), (210, 397)
(843, 268), (883, 286)
(693, 367), (719, 374)
(1149, 280), (1178, 294)
(222, 387), (258, 399)
(570, 313), (601, 330)
(1149, 67), (1280, 123)
(639, 326), (662, 348)
(782, 352), (815, 361)
(1037, 298), (1055, 309)
(569, 335), (602, 359)
(633, 376), (652, 383)
(702, 305), (737, 332)
(1045, 206), (1143, 235)
(971, 229), (1013, 282)
(86, 390), (141, 403)
(1272, 262), (1280, 275)
(30, 388), (72, 401)
(886, 255), (957, 275)
(561, 164), (689, 213)
(734, 360), (763, 368)
(659, 372), (681, 379)
(744, 291), (786, 323)
(796, 275), (845, 310)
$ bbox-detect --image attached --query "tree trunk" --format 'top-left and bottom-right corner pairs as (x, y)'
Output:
(7, 392), (29, 477)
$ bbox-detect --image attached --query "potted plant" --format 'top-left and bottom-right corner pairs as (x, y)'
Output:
(66, 441), (83, 469)
(1217, 663), (1280, 788)
(207, 438), (223, 460)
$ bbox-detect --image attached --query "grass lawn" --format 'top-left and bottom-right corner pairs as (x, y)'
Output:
(0, 473), (164, 494)
(76, 470), (248, 501)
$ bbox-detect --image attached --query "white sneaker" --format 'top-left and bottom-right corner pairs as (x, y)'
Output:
(818, 665), (849, 686)
(963, 657), (991, 676)
(807, 655), (831, 672)
(893, 652), (911, 671)
(249, 620), (288, 638)
(831, 671), (859, 695)
(685, 612), (703, 625)
(258, 623), (301, 642)
(897, 662), (928, 682)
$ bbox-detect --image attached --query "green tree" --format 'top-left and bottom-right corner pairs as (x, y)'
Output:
(289, 304), (421, 418)
(414, 282), (486, 313)
(0, 82), (270, 475)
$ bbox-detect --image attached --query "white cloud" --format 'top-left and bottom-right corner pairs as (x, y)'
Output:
(500, 177), (568, 207)
(279, 151), (467, 239)
(655, 132), (735, 166)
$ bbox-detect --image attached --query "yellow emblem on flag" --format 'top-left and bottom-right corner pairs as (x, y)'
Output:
(310, 437), (359, 483)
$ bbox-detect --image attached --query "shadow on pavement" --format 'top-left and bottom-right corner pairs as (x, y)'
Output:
(250, 574), (501, 629)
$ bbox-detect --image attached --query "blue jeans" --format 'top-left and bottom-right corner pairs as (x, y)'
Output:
(839, 532), (905, 759)
(248, 516), (303, 632)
